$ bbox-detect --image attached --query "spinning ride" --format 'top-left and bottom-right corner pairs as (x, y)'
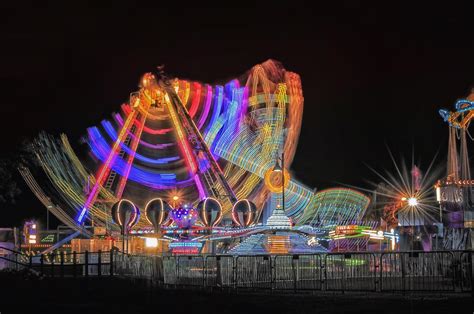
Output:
(21, 60), (305, 230)
(437, 90), (474, 243)
(20, 60), (368, 253)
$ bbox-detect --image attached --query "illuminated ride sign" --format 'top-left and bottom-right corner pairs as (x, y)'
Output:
(334, 225), (360, 236)
(40, 234), (56, 243)
(168, 241), (203, 255)
(329, 225), (399, 250)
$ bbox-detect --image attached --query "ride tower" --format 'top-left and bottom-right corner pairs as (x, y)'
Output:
(437, 90), (474, 249)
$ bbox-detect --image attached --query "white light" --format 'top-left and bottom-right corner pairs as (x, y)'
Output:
(408, 197), (418, 206)
(28, 240), (36, 244)
(29, 235), (36, 239)
(307, 237), (318, 246)
(145, 237), (158, 248)
(32, 224), (36, 229)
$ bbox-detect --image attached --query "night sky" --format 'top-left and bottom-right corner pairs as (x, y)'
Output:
(1, 2), (474, 226)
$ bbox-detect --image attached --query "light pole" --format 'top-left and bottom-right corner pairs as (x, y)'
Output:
(46, 205), (52, 230)
(402, 196), (418, 251)
(272, 152), (285, 212)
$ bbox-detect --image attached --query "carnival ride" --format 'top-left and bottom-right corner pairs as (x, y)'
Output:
(19, 60), (372, 254)
(437, 90), (474, 246)
(439, 91), (474, 184)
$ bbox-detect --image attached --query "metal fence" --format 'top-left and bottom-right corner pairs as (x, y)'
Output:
(1, 246), (472, 293)
(113, 251), (473, 293)
(380, 252), (455, 291)
(0, 247), (113, 278)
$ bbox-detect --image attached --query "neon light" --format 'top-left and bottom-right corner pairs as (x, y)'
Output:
(77, 108), (137, 223)
(188, 82), (201, 118)
(197, 85), (212, 129)
(194, 174), (206, 199)
(121, 104), (172, 134)
(27, 60), (319, 230)
(88, 127), (179, 164)
(115, 110), (148, 198)
(87, 134), (194, 189)
(199, 197), (223, 227)
(165, 93), (198, 174)
(104, 119), (174, 150)
(204, 85), (223, 138)
(144, 198), (169, 226)
(232, 199), (254, 227)
(114, 199), (139, 229)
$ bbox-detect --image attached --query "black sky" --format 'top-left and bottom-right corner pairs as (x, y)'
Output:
(1, 2), (474, 226)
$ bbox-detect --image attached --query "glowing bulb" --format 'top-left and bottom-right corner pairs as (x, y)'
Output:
(408, 197), (418, 206)
(172, 195), (179, 201)
(145, 237), (158, 248)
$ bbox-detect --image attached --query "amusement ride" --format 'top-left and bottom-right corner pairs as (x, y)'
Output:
(19, 60), (392, 255)
(436, 90), (474, 248)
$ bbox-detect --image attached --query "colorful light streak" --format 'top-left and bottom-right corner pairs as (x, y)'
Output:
(188, 82), (201, 118)
(111, 116), (175, 149)
(24, 60), (322, 233)
(78, 108), (137, 223)
(165, 93), (198, 174)
(115, 108), (149, 198)
(121, 104), (172, 135)
(197, 85), (212, 129)
(98, 124), (179, 164)
(88, 131), (194, 188)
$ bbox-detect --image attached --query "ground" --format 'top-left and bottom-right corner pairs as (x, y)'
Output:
(0, 271), (472, 314)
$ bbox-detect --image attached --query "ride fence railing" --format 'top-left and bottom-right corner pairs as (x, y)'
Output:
(113, 250), (474, 293)
(0, 247), (113, 278)
(1, 247), (473, 293)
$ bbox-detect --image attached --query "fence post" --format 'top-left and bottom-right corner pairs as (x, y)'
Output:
(51, 252), (55, 278)
(40, 254), (44, 275)
(291, 255), (300, 292)
(176, 256), (180, 287)
(98, 250), (102, 277)
(341, 254), (345, 294)
(322, 255), (327, 291)
(203, 256), (206, 287)
(110, 250), (114, 276)
(233, 256), (237, 289)
(14, 252), (18, 271)
(269, 256), (274, 291)
(379, 253), (384, 292)
(401, 253), (406, 294)
(374, 253), (379, 292)
(60, 251), (64, 278)
(216, 256), (222, 288)
(450, 251), (457, 292)
(73, 251), (77, 278)
(85, 251), (89, 278)
(469, 251), (474, 298)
